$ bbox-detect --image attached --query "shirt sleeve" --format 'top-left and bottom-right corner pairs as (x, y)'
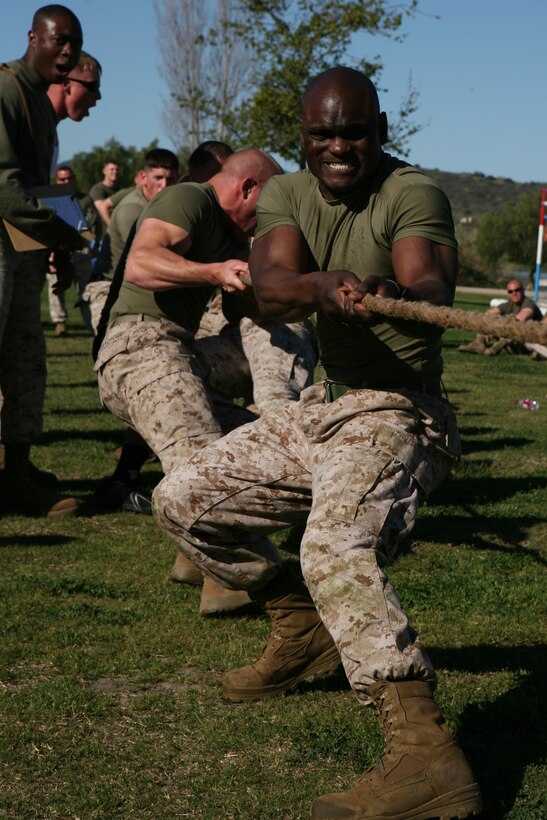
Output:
(254, 176), (299, 239)
(0, 74), (81, 246)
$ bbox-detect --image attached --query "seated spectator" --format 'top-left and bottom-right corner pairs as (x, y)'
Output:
(459, 278), (543, 355)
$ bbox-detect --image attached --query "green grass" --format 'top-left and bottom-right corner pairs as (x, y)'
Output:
(0, 290), (546, 818)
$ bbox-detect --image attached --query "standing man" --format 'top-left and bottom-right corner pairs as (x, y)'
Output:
(90, 159), (120, 227)
(153, 67), (483, 818)
(47, 50), (102, 334)
(0, 4), (85, 516)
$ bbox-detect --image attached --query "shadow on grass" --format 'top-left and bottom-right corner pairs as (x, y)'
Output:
(428, 475), (547, 505)
(461, 435), (535, 453)
(432, 644), (546, 819)
(0, 534), (77, 548)
(47, 380), (98, 389)
(38, 429), (123, 445)
(43, 408), (104, 416)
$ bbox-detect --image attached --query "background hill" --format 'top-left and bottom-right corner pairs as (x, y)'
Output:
(416, 167), (544, 223)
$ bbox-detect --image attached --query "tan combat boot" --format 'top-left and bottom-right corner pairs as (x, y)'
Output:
(484, 337), (509, 356)
(458, 334), (487, 354)
(222, 568), (341, 702)
(312, 680), (482, 819)
(199, 576), (253, 617)
(169, 552), (204, 586)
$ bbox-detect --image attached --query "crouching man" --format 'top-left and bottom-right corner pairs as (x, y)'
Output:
(153, 68), (482, 818)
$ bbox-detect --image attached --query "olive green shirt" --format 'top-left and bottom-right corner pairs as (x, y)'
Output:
(96, 186), (148, 281)
(0, 59), (81, 246)
(110, 182), (244, 335)
(254, 156), (457, 386)
(498, 296), (543, 322)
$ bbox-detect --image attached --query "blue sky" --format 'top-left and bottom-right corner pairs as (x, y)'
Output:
(2, 0), (546, 183)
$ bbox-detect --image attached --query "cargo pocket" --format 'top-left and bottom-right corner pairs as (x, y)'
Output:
(323, 452), (395, 530)
(93, 326), (131, 372)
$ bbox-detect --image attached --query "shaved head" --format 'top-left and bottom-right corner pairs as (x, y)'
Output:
(211, 148), (283, 238)
(303, 67), (380, 118)
(221, 149), (283, 185)
(300, 65), (387, 199)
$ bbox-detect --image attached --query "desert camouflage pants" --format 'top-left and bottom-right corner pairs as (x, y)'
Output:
(195, 292), (317, 412)
(46, 251), (94, 327)
(95, 317), (257, 474)
(81, 279), (111, 335)
(96, 309), (317, 473)
(154, 382), (461, 703)
(0, 228), (47, 443)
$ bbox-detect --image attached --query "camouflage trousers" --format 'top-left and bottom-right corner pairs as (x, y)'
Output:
(96, 311), (317, 473)
(195, 292), (317, 412)
(153, 382), (461, 703)
(0, 228), (47, 443)
(46, 251), (94, 327)
(95, 317), (257, 474)
(81, 279), (111, 335)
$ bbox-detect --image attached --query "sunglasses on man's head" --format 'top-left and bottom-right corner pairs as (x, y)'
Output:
(507, 287), (523, 294)
(68, 77), (101, 92)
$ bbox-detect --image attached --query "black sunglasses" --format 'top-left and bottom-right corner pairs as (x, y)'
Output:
(68, 77), (101, 92)
(507, 288), (523, 294)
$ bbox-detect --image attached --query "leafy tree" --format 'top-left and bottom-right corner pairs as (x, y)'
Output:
(68, 138), (161, 193)
(154, 0), (422, 165)
(476, 192), (541, 271)
(153, 0), (251, 150)
(231, 0), (421, 167)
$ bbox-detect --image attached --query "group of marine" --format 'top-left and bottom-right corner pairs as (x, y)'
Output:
(15, 3), (547, 817)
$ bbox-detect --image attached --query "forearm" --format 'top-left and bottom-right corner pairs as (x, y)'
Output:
(126, 246), (228, 291)
(94, 199), (111, 225)
(253, 266), (322, 322)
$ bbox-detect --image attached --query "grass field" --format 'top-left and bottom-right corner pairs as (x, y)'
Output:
(1, 291), (546, 819)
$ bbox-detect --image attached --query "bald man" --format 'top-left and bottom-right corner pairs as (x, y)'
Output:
(459, 278), (543, 355)
(153, 68), (482, 818)
(94, 148), (281, 611)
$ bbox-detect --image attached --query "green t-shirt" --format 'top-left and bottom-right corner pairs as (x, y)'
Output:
(254, 156), (457, 385)
(96, 186), (148, 281)
(109, 186), (134, 209)
(498, 296), (543, 321)
(0, 60), (80, 246)
(89, 181), (117, 203)
(110, 182), (244, 335)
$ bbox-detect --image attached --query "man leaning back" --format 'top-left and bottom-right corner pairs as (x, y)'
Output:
(153, 67), (483, 819)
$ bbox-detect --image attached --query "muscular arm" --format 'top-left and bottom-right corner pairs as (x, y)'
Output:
(250, 227), (457, 336)
(125, 217), (249, 293)
(250, 225), (363, 322)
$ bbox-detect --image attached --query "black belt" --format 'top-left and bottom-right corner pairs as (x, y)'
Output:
(110, 313), (162, 327)
(324, 379), (442, 402)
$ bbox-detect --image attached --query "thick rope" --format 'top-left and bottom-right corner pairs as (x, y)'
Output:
(360, 293), (547, 344)
(238, 275), (547, 344)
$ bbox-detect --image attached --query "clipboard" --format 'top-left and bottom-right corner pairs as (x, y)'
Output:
(2, 183), (93, 251)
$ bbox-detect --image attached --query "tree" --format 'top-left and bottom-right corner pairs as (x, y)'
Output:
(68, 138), (160, 192)
(153, 0), (252, 150)
(475, 192), (541, 272)
(154, 0), (422, 164)
(231, 0), (421, 167)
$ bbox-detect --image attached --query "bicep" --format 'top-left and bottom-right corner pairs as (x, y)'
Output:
(130, 217), (191, 256)
(250, 225), (307, 280)
(391, 236), (457, 300)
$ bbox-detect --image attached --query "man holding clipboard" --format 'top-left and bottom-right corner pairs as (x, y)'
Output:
(0, 4), (85, 517)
